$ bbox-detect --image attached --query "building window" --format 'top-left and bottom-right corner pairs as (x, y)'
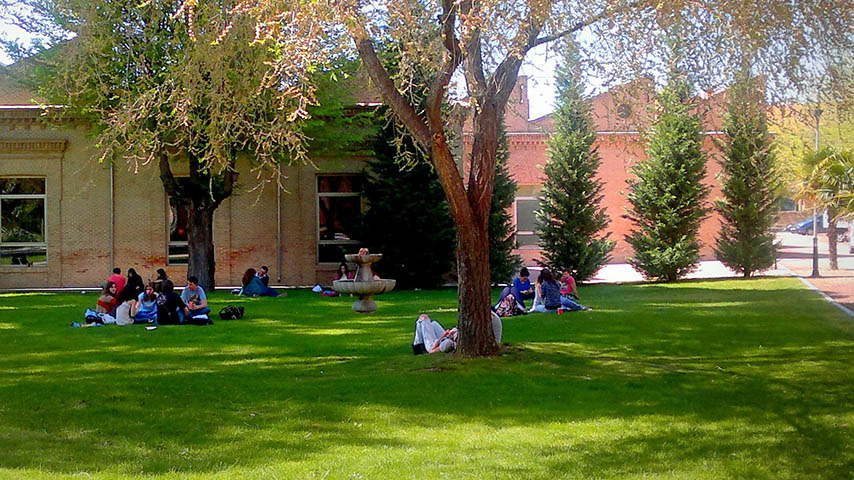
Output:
(515, 197), (541, 247)
(317, 175), (362, 263)
(0, 177), (47, 267)
(166, 178), (193, 265)
(167, 199), (190, 265)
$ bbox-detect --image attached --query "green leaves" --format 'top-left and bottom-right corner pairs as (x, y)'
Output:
(714, 72), (779, 277)
(537, 38), (613, 282)
(626, 74), (709, 282)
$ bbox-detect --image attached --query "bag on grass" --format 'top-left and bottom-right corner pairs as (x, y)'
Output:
(218, 305), (244, 320)
(495, 293), (518, 318)
(187, 314), (213, 326)
(83, 308), (101, 324)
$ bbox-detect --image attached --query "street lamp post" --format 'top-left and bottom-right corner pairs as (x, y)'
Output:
(811, 106), (822, 278)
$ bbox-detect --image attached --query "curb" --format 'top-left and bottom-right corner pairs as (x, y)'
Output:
(778, 264), (854, 317)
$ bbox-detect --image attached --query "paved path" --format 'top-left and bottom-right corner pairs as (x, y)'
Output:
(774, 231), (854, 313)
(588, 231), (854, 315)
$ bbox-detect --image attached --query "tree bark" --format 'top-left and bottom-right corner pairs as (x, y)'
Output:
(827, 209), (838, 270)
(187, 202), (217, 291)
(159, 152), (232, 293)
(455, 225), (498, 356)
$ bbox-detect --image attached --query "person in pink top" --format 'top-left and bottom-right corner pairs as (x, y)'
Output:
(560, 272), (578, 299)
(107, 267), (126, 295)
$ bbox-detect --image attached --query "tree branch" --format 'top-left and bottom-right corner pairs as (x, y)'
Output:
(353, 35), (432, 150)
(426, 0), (463, 132)
(158, 152), (182, 199)
(212, 158), (236, 207)
(531, 0), (650, 49)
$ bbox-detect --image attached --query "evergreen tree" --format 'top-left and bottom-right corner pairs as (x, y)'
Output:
(625, 72), (710, 282)
(488, 126), (522, 284)
(536, 39), (613, 282)
(714, 71), (780, 276)
(360, 117), (457, 289)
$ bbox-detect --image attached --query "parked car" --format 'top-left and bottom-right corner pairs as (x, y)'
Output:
(787, 219), (819, 234)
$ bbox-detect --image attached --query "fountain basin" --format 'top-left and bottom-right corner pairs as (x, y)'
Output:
(333, 279), (396, 296)
(334, 252), (395, 313)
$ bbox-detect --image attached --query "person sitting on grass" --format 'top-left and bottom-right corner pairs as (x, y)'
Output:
(119, 268), (145, 302)
(257, 266), (271, 287)
(133, 283), (159, 324)
(181, 276), (212, 319)
(530, 268), (588, 314)
(560, 271), (579, 299)
(114, 298), (136, 326)
(96, 281), (119, 318)
(107, 267), (126, 297)
(152, 268), (168, 293)
(512, 267), (535, 308)
(240, 268), (280, 297)
(156, 279), (188, 325)
(334, 262), (354, 281)
(71, 282), (119, 327)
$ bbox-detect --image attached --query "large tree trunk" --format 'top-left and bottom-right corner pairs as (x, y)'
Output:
(159, 153), (233, 293)
(455, 221), (498, 356)
(187, 202), (217, 292)
(351, 4), (535, 356)
(827, 210), (838, 270)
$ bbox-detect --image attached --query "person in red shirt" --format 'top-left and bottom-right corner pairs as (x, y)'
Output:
(107, 267), (126, 296)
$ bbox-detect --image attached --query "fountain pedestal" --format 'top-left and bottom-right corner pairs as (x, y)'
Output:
(332, 253), (396, 313)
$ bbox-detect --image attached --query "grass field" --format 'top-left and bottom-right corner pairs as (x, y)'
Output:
(1, 278), (852, 479)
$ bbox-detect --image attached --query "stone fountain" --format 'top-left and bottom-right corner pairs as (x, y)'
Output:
(333, 253), (396, 313)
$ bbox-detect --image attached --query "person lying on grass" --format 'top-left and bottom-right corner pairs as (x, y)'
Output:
(412, 312), (503, 355)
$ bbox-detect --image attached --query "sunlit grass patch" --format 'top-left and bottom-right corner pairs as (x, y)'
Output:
(0, 279), (851, 479)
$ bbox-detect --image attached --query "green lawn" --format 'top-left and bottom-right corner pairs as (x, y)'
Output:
(1, 278), (852, 479)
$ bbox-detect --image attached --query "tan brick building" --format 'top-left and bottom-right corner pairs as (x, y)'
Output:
(0, 73), (369, 288)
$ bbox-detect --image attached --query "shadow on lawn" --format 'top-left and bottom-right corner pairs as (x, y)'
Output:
(1, 283), (852, 477)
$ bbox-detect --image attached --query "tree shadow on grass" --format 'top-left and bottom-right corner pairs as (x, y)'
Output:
(1, 282), (852, 478)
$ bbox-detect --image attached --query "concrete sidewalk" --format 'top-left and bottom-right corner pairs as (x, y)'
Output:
(774, 231), (854, 313)
(588, 259), (789, 284)
(584, 231), (854, 315)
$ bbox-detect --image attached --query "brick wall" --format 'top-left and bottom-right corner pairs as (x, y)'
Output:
(1, 109), (368, 288)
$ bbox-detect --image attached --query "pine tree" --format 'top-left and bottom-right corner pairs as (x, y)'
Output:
(360, 117), (457, 289)
(488, 126), (522, 284)
(625, 72), (710, 282)
(714, 71), (780, 276)
(536, 40), (613, 282)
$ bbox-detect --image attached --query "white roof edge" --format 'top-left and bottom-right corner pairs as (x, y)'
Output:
(0, 104), (64, 109)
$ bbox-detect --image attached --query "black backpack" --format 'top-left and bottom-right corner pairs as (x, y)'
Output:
(219, 305), (244, 320)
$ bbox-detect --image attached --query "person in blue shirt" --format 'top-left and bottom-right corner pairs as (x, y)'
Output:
(511, 267), (536, 308)
(493, 266), (536, 314)
(133, 283), (159, 324)
(180, 276), (211, 320)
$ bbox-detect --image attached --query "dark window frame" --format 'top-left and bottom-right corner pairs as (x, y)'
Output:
(0, 177), (47, 268)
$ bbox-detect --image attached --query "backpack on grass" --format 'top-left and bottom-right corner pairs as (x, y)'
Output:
(219, 306), (244, 320)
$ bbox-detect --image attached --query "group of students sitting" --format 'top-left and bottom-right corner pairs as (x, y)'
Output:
(494, 267), (589, 317)
(74, 267), (213, 327)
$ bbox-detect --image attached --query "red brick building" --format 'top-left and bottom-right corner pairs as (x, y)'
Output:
(463, 76), (729, 266)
